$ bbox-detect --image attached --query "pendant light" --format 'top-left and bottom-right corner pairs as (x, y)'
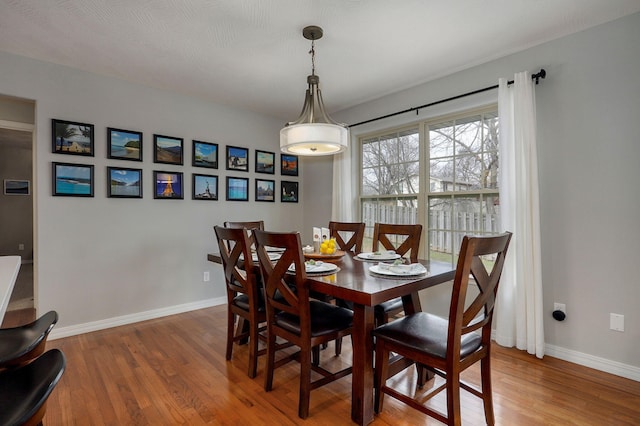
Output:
(280, 26), (349, 156)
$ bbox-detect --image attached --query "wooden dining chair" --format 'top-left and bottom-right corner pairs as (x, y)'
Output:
(373, 232), (512, 426)
(224, 220), (265, 250)
(372, 223), (423, 326)
(254, 229), (353, 419)
(328, 221), (365, 254)
(0, 348), (66, 426)
(0, 310), (58, 370)
(214, 225), (267, 378)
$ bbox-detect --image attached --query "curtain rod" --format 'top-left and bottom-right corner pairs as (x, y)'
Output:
(348, 68), (546, 128)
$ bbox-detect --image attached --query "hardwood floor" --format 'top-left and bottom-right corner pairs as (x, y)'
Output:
(4, 305), (640, 425)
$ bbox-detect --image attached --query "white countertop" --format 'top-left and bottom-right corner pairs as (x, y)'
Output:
(0, 256), (21, 322)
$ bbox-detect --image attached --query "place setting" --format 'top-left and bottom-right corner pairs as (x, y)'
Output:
(355, 250), (403, 262)
(288, 260), (340, 276)
(368, 261), (428, 278)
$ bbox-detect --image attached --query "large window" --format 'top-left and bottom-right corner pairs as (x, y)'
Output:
(359, 107), (500, 262)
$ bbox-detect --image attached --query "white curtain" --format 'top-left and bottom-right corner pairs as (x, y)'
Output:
(331, 142), (354, 221)
(495, 71), (545, 358)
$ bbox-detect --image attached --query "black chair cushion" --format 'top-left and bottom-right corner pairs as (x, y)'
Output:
(232, 293), (265, 312)
(275, 301), (353, 338)
(373, 312), (481, 359)
(0, 349), (66, 426)
(0, 311), (58, 365)
(374, 297), (403, 315)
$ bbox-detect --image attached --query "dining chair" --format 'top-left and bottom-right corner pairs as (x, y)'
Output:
(224, 220), (265, 249)
(0, 348), (66, 426)
(254, 229), (354, 419)
(214, 225), (267, 378)
(0, 310), (58, 370)
(371, 223), (423, 327)
(328, 221), (365, 254)
(373, 232), (512, 426)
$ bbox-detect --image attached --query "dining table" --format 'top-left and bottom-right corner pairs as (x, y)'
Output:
(207, 250), (455, 425)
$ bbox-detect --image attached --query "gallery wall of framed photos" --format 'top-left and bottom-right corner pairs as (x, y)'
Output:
(50, 118), (299, 203)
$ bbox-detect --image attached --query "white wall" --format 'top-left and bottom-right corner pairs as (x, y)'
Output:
(0, 51), (304, 332)
(322, 13), (640, 374)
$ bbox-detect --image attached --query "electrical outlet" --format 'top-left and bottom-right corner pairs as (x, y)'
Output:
(610, 313), (624, 332)
(554, 303), (566, 313)
(203, 271), (210, 282)
(18, 243), (24, 251)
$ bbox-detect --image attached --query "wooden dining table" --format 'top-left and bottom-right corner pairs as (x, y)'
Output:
(207, 250), (455, 425)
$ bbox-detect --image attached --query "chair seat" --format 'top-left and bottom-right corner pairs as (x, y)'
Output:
(373, 312), (481, 359)
(0, 349), (66, 426)
(0, 311), (58, 367)
(232, 293), (265, 312)
(276, 301), (353, 337)
(374, 297), (403, 315)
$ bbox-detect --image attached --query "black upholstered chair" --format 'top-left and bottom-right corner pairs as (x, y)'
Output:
(373, 232), (512, 425)
(372, 223), (423, 327)
(214, 225), (267, 378)
(254, 229), (353, 419)
(0, 310), (58, 370)
(0, 348), (66, 426)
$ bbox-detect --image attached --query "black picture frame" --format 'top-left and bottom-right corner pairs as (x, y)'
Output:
(153, 134), (183, 165)
(153, 171), (183, 199)
(3, 179), (30, 195)
(226, 145), (249, 172)
(226, 176), (249, 201)
(193, 173), (218, 200)
(281, 180), (298, 203)
(255, 178), (275, 202)
(255, 150), (275, 174)
(192, 140), (218, 169)
(281, 154), (299, 176)
(52, 162), (94, 197)
(107, 128), (143, 161)
(107, 167), (143, 198)
(52, 119), (94, 156)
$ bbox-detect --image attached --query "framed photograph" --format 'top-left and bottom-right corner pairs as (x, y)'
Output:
(226, 176), (249, 201)
(52, 162), (94, 197)
(192, 141), (218, 169)
(52, 119), (94, 156)
(153, 134), (183, 165)
(153, 171), (183, 199)
(108, 128), (142, 161)
(3, 179), (30, 195)
(281, 154), (299, 176)
(281, 180), (298, 203)
(107, 167), (142, 198)
(255, 178), (275, 202)
(193, 173), (218, 200)
(255, 150), (275, 174)
(226, 145), (249, 172)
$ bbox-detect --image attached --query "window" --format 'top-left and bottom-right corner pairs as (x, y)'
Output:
(359, 107), (500, 262)
(360, 128), (419, 251)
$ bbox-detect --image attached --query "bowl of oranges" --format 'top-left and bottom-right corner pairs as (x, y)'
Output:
(304, 238), (345, 260)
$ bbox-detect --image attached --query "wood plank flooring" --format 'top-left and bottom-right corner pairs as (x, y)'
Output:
(4, 305), (640, 425)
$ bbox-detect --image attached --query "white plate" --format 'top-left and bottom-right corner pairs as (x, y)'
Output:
(369, 263), (427, 277)
(239, 252), (281, 262)
(357, 251), (401, 261)
(288, 261), (338, 274)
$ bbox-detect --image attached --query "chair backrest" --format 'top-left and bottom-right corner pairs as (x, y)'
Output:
(224, 220), (265, 249)
(329, 221), (365, 254)
(372, 223), (422, 262)
(214, 225), (260, 300)
(448, 232), (512, 355)
(253, 230), (310, 334)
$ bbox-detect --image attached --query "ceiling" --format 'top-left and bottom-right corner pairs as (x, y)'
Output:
(0, 0), (639, 122)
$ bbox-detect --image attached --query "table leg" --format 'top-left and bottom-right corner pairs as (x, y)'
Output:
(351, 303), (375, 425)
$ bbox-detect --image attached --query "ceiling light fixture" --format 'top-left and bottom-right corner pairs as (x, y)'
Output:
(280, 26), (349, 156)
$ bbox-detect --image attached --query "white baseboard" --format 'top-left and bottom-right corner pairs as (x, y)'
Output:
(49, 297), (226, 340)
(544, 343), (640, 382)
